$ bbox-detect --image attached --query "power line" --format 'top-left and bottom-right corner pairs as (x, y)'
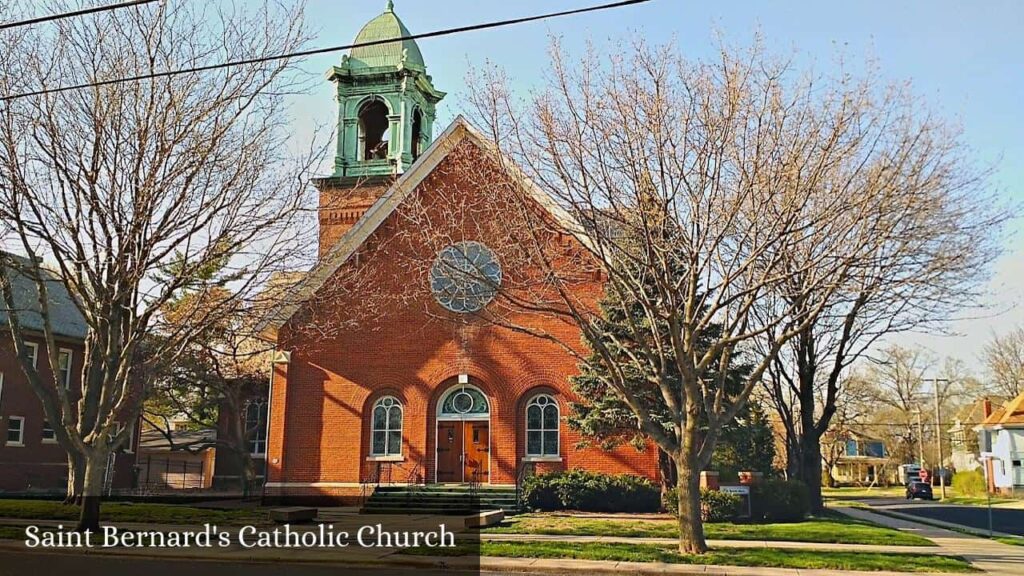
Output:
(0, 0), (159, 31)
(1, 0), (652, 101)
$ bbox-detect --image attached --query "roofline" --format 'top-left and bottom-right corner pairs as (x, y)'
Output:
(257, 115), (586, 341)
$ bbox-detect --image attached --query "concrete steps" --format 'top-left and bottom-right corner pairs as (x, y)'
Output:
(360, 485), (521, 515)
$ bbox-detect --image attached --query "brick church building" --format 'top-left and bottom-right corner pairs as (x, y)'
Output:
(261, 3), (658, 503)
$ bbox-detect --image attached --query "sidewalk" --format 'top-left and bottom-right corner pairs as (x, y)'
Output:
(834, 506), (1024, 576)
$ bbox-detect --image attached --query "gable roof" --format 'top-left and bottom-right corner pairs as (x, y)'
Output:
(259, 115), (582, 341)
(977, 392), (1024, 429)
(0, 252), (88, 340)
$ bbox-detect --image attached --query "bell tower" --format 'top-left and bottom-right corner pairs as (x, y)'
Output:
(316, 1), (446, 257)
(328, 0), (445, 182)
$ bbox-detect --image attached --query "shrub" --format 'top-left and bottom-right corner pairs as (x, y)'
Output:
(700, 489), (742, 522)
(751, 479), (810, 523)
(522, 469), (660, 513)
(662, 486), (679, 514)
(661, 487), (741, 522)
(952, 470), (986, 497)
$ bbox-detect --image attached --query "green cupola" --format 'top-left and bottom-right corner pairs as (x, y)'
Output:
(327, 1), (445, 182)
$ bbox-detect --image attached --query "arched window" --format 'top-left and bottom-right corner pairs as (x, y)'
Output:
(526, 394), (559, 457)
(411, 108), (424, 160)
(359, 100), (390, 160)
(371, 396), (403, 456)
(438, 386), (489, 418)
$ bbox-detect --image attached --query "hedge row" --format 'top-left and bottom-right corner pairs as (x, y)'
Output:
(521, 469), (661, 513)
(522, 469), (811, 523)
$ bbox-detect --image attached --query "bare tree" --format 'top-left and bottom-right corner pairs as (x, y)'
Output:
(856, 346), (977, 467)
(0, 1), (321, 530)
(763, 128), (1000, 509)
(421, 37), (992, 553)
(983, 326), (1024, 398)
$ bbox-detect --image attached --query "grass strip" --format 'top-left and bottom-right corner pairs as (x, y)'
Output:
(484, 511), (933, 547)
(403, 540), (976, 572)
(0, 499), (263, 526)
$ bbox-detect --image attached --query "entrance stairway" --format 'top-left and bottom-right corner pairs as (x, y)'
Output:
(359, 485), (521, 515)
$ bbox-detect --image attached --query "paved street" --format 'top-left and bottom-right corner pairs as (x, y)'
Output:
(891, 504), (1024, 536)
(857, 498), (1024, 536)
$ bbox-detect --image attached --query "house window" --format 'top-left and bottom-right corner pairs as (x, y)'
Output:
(23, 342), (39, 367)
(58, 349), (73, 389)
(6, 416), (25, 446)
(526, 394), (559, 457)
(370, 396), (402, 456)
(42, 421), (57, 443)
(245, 401), (268, 456)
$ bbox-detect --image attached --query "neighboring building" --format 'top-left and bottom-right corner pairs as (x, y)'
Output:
(975, 394), (1024, 492)
(828, 433), (891, 486)
(949, 397), (1001, 472)
(211, 397), (268, 491)
(260, 4), (658, 504)
(137, 426), (217, 491)
(0, 253), (137, 493)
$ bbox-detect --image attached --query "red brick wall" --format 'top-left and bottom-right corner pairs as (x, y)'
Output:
(0, 333), (137, 493)
(266, 141), (658, 500)
(318, 180), (391, 258)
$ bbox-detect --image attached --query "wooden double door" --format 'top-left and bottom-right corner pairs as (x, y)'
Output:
(436, 421), (490, 483)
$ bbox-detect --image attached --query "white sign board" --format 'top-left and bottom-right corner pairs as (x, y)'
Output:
(720, 485), (750, 496)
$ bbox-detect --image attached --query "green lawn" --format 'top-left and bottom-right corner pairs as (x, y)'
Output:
(403, 541), (975, 572)
(0, 499), (264, 526)
(943, 495), (1020, 506)
(482, 511), (934, 546)
(823, 486), (905, 499)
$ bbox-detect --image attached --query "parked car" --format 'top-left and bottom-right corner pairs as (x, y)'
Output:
(906, 481), (934, 500)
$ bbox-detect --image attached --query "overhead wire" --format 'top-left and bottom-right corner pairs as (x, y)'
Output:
(1, 0), (653, 101)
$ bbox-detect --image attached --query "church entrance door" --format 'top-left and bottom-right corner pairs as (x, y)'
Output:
(436, 421), (490, 483)
(436, 383), (492, 484)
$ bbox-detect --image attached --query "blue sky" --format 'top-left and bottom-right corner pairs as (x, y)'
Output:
(291, 0), (1023, 371)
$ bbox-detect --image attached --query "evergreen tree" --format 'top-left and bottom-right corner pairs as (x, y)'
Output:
(569, 282), (776, 492)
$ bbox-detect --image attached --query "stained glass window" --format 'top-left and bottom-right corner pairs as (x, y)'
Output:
(370, 396), (403, 456)
(526, 394), (559, 457)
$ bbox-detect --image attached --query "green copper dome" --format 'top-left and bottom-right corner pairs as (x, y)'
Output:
(348, 1), (425, 71)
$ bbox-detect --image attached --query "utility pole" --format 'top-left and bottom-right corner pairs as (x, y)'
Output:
(916, 409), (925, 469)
(929, 378), (950, 500)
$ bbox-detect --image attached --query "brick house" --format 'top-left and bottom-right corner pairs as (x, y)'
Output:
(259, 5), (658, 504)
(0, 253), (137, 494)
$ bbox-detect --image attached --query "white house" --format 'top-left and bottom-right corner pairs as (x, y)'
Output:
(975, 394), (1024, 492)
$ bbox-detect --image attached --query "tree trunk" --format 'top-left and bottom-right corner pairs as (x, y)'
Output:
(77, 451), (107, 532)
(800, 429), (825, 513)
(675, 449), (707, 554)
(64, 451), (85, 505)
